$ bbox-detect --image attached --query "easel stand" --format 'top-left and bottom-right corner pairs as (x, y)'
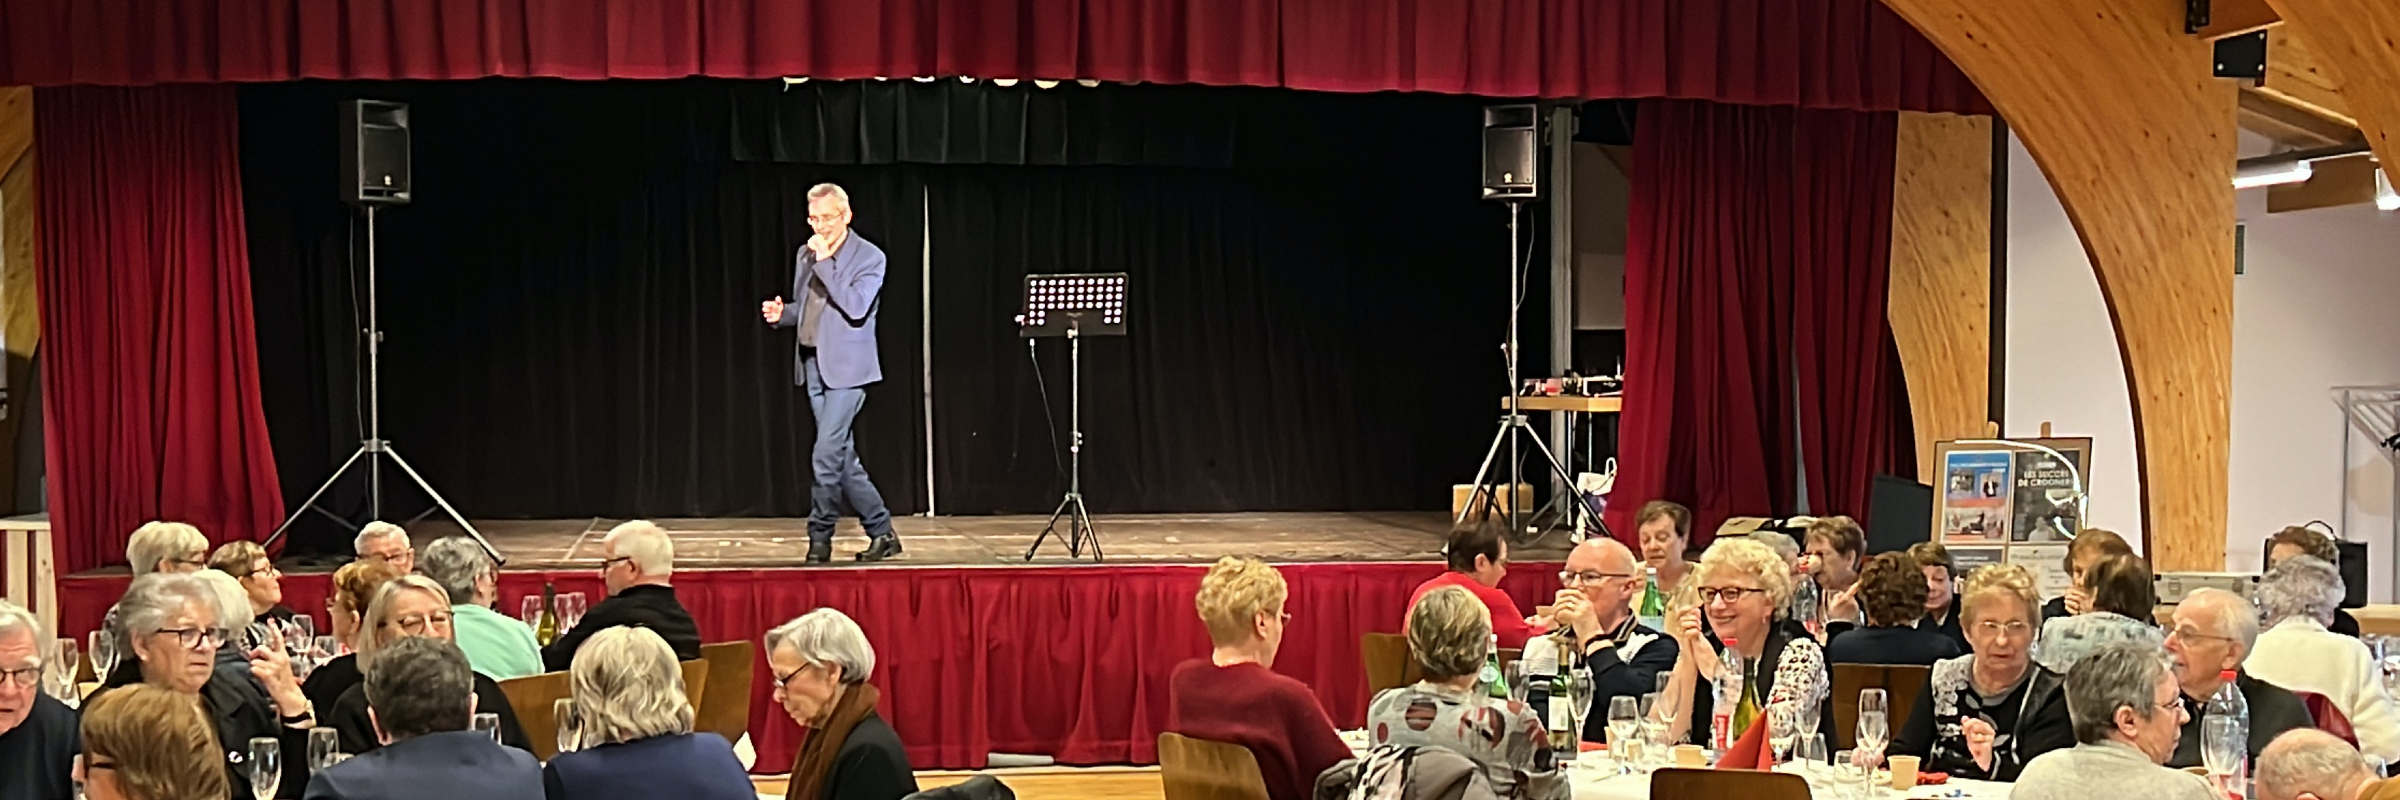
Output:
(263, 205), (500, 562)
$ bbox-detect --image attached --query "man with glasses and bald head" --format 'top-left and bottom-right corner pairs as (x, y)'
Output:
(1548, 537), (1679, 744)
(2162, 587), (2314, 769)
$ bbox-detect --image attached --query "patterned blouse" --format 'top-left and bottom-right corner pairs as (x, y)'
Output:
(1366, 682), (1570, 800)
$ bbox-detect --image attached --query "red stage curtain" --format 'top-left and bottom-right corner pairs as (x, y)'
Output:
(54, 561), (1564, 771)
(1605, 99), (1905, 547)
(35, 85), (285, 574)
(0, 0), (1987, 114)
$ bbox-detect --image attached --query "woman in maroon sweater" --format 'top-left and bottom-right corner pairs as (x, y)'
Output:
(1167, 557), (1353, 800)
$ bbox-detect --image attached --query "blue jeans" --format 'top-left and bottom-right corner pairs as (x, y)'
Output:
(804, 356), (894, 545)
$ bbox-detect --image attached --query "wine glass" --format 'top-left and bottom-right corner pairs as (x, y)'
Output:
(519, 596), (543, 625)
(1638, 692), (1669, 772)
(307, 727), (341, 771)
(1766, 701), (1800, 765)
(473, 712), (501, 742)
(1608, 696), (1641, 768)
(1796, 733), (1831, 783)
(247, 737), (281, 800)
(567, 593), (588, 628)
(2202, 715), (2242, 783)
(86, 630), (117, 683)
(554, 698), (581, 754)
(45, 638), (78, 701)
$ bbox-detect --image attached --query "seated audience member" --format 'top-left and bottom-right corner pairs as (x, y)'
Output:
(1892, 564), (2073, 781)
(353, 522), (415, 574)
(1826, 552), (1962, 666)
(2247, 556), (2400, 761)
(327, 576), (529, 755)
(2258, 729), (2400, 800)
(91, 573), (315, 799)
(2034, 553), (2165, 673)
(1802, 516), (1868, 633)
(1908, 541), (1970, 653)
(542, 521), (701, 671)
(303, 561), (404, 716)
(543, 627), (751, 800)
(420, 537), (543, 680)
(2163, 587), (2314, 768)
(1, 600), (78, 800)
(195, 568), (273, 659)
(2267, 526), (2363, 637)
(767, 609), (917, 800)
(127, 522), (210, 577)
(304, 637), (541, 800)
(209, 542), (298, 631)
(1368, 586), (1569, 800)
(1657, 538), (1830, 744)
(2042, 529), (2136, 621)
(78, 683), (231, 800)
(1165, 557), (1348, 800)
(1408, 517), (1544, 648)
(1633, 501), (1699, 602)
(2013, 644), (2219, 800)
(1549, 538), (1680, 743)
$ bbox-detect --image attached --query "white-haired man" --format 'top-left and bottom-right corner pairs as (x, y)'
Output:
(2163, 587), (2314, 768)
(540, 520), (701, 671)
(1548, 537), (1678, 743)
(2258, 729), (2400, 800)
(353, 521), (415, 575)
(760, 182), (901, 564)
(0, 600), (77, 800)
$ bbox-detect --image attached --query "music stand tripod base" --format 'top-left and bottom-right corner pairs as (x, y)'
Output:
(1018, 272), (1127, 562)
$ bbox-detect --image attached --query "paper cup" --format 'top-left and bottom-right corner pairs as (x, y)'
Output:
(1889, 754), (1921, 789)
(1673, 744), (1706, 768)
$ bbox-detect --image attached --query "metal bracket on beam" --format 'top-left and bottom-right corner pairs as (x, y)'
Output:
(2187, 0), (2211, 34)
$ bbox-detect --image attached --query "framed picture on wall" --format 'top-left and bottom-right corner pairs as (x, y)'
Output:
(1930, 437), (2096, 601)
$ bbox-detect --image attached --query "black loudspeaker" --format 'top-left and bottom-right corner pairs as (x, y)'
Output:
(1482, 104), (1541, 201)
(1864, 474), (1937, 555)
(339, 99), (411, 205)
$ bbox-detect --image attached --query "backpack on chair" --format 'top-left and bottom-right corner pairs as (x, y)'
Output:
(1314, 745), (1498, 800)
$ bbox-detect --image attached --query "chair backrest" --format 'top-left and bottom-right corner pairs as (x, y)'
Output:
(2298, 690), (2360, 747)
(1362, 632), (1420, 700)
(1649, 767), (1811, 800)
(496, 670), (575, 761)
(697, 640), (757, 745)
(1157, 732), (1273, 800)
(1829, 663), (1931, 750)
(679, 659), (710, 718)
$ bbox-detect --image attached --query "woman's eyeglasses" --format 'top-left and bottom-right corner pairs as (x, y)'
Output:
(1694, 586), (1768, 603)
(392, 613), (455, 635)
(153, 627), (228, 651)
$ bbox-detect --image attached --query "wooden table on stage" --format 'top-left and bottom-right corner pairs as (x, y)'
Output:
(1502, 394), (1624, 414)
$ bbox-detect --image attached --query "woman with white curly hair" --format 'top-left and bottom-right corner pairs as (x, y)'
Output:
(2243, 555), (2400, 762)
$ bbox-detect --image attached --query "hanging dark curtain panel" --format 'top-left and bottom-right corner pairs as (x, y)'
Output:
(243, 80), (1533, 553)
(1604, 98), (1912, 549)
(0, 0), (1989, 115)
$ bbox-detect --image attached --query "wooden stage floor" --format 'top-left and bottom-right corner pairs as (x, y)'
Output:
(373, 511), (1576, 571)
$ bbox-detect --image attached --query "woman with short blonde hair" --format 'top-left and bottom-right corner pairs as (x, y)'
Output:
(323, 574), (530, 754)
(1892, 564), (2075, 780)
(125, 522), (208, 576)
(1365, 586), (1566, 800)
(1166, 557), (1346, 800)
(301, 560), (404, 718)
(78, 683), (230, 800)
(1659, 537), (1829, 745)
(543, 626), (754, 800)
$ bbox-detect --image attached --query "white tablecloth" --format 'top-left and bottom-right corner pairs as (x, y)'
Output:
(1567, 763), (2011, 800)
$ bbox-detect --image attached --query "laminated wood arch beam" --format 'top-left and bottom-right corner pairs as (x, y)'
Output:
(2263, 0), (2400, 182)
(1876, 0), (2237, 570)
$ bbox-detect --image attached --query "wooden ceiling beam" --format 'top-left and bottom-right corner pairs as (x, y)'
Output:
(2196, 0), (2283, 39)
(2238, 87), (2363, 147)
(2265, 152), (2380, 212)
(2257, 26), (2355, 124)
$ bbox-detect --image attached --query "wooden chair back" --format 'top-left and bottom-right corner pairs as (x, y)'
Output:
(496, 670), (575, 761)
(1649, 767), (1811, 800)
(1361, 633), (1420, 700)
(1157, 732), (1272, 800)
(1829, 662), (1931, 750)
(680, 658), (710, 716)
(697, 640), (757, 744)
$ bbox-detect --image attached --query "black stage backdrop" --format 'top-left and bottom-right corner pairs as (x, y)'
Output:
(241, 79), (1550, 555)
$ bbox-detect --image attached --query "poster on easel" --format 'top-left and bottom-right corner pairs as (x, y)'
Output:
(1929, 437), (2094, 601)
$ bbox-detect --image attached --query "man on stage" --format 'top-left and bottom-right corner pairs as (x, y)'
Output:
(762, 182), (902, 563)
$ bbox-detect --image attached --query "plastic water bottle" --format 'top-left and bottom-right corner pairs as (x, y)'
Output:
(1712, 638), (1745, 753)
(2205, 669), (2250, 790)
(1636, 567), (1668, 632)
(1481, 634), (1511, 700)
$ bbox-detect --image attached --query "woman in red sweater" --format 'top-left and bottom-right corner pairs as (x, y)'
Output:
(1167, 557), (1353, 800)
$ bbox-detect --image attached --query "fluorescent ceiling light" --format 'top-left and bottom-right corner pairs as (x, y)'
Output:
(2378, 168), (2399, 212)
(2233, 159), (2313, 189)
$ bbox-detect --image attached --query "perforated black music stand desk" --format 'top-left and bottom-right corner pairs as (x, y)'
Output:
(1020, 273), (1127, 561)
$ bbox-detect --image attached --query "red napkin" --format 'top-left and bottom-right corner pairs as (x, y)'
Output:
(1711, 718), (1774, 770)
(1579, 741), (1607, 753)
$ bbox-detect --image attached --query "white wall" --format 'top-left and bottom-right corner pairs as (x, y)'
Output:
(2005, 131), (2400, 595)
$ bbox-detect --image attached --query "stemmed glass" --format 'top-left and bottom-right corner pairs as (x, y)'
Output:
(1766, 701), (1800, 765)
(519, 596), (543, 626)
(554, 698), (582, 754)
(1607, 696), (1641, 770)
(44, 638), (78, 701)
(556, 593), (587, 631)
(86, 631), (117, 684)
(1854, 689), (1890, 769)
(308, 727), (342, 772)
(247, 737), (281, 800)
(473, 712), (501, 743)
(1795, 733), (1832, 786)
(1638, 692), (1669, 772)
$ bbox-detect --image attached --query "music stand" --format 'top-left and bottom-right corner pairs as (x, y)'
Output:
(1019, 273), (1127, 561)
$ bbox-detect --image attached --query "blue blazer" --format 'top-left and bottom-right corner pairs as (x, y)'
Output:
(302, 730), (541, 800)
(542, 733), (754, 800)
(775, 232), (885, 389)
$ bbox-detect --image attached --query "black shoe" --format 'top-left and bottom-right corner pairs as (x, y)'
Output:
(806, 543), (832, 564)
(854, 537), (903, 562)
